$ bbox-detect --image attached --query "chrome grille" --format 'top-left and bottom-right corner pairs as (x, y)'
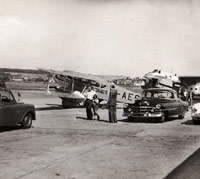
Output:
(130, 107), (154, 114)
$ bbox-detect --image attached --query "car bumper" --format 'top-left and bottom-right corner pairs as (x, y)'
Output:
(123, 112), (163, 118)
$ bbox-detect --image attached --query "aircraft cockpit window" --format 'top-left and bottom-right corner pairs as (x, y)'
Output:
(153, 69), (159, 73)
(90, 81), (100, 87)
(101, 84), (106, 88)
(67, 76), (73, 80)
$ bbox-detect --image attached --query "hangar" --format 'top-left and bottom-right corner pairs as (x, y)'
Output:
(179, 76), (200, 86)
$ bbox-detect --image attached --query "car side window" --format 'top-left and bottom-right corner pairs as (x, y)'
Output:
(173, 92), (178, 99)
(145, 92), (152, 98)
(167, 92), (174, 99)
(154, 92), (166, 98)
(0, 91), (15, 103)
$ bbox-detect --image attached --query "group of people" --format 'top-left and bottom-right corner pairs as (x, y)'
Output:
(84, 84), (118, 123)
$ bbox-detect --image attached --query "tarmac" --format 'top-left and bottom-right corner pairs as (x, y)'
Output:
(0, 90), (200, 179)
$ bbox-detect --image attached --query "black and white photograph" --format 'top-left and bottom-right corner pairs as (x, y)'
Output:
(0, 0), (200, 179)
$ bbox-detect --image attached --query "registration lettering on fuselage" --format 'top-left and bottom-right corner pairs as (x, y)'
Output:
(121, 92), (140, 101)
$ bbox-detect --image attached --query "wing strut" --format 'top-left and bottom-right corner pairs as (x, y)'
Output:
(72, 78), (74, 92)
(47, 72), (52, 94)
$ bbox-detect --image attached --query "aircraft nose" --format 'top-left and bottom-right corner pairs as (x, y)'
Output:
(72, 91), (85, 99)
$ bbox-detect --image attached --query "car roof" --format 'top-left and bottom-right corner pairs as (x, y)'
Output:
(143, 88), (177, 93)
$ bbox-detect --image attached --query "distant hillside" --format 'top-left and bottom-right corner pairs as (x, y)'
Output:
(0, 68), (128, 79)
(97, 75), (129, 81)
(0, 68), (47, 74)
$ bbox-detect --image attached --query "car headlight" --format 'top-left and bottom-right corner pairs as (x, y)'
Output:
(156, 104), (161, 109)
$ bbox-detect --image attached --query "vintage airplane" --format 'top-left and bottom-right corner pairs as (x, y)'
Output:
(142, 69), (191, 101)
(39, 68), (141, 107)
(142, 69), (180, 89)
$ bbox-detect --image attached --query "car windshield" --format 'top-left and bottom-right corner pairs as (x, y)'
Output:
(143, 90), (174, 99)
(0, 90), (15, 103)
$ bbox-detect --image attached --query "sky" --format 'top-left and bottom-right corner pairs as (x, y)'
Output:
(0, 0), (200, 77)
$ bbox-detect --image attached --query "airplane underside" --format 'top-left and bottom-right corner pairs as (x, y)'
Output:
(57, 91), (85, 107)
(61, 97), (84, 108)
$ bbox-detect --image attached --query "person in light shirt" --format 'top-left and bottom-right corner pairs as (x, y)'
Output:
(84, 86), (96, 120)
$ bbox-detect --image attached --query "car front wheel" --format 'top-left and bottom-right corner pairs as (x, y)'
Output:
(21, 113), (33, 129)
(160, 115), (165, 123)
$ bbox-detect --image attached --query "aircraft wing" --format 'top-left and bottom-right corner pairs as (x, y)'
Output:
(38, 68), (106, 84)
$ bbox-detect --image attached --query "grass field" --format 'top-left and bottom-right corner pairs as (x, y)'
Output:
(6, 81), (142, 93)
(6, 81), (47, 90)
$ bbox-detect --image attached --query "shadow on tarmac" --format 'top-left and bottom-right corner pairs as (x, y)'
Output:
(76, 117), (110, 123)
(164, 147), (200, 179)
(0, 125), (34, 133)
(181, 120), (194, 125)
(118, 117), (181, 123)
(36, 106), (64, 111)
(36, 104), (85, 111)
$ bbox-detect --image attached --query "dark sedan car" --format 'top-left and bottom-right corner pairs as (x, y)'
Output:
(123, 88), (188, 123)
(0, 88), (36, 128)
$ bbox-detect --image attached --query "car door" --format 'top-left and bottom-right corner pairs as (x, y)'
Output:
(1, 91), (22, 125)
(164, 92), (182, 116)
(0, 103), (6, 124)
(179, 100), (188, 113)
(171, 92), (185, 115)
(3, 102), (22, 125)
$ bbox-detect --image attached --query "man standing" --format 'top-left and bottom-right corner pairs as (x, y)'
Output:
(107, 84), (118, 123)
(92, 94), (100, 120)
(84, 86), (96, 120)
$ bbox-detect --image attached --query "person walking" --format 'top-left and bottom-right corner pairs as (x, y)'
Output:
(92, 94), (100, 120)
(84, 86), (96, 120)
(107, 84), (118, 123)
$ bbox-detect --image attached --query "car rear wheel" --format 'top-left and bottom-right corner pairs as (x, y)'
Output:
(21, 113), (33, 129)
(193, 120), (200, 125)
(178, 113), (185, 119)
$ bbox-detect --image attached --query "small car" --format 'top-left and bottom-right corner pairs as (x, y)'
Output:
(191, 103), (200, 124)
(123, 88), (188, 123)
(0, 88), (36, 128)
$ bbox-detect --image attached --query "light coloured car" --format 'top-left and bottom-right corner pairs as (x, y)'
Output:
(191, 103), (200, 124)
